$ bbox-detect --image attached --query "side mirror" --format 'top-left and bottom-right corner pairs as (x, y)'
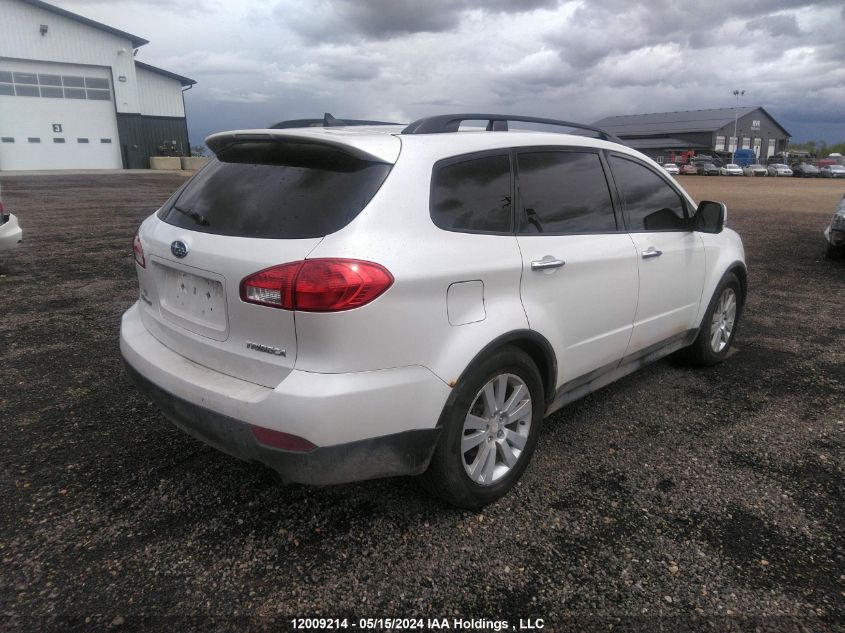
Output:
(694, 200), (726, 233)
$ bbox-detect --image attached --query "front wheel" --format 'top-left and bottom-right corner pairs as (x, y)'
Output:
(685, 273), (743, 366)
(421, 346), (544, 509)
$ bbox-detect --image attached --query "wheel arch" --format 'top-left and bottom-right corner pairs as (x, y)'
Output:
(438, 331), (557, 426)
(725, 260), (748, 307)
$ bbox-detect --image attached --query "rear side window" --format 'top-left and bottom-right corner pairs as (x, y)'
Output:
(158, 142), (392, 239)
(430, 153), (512, 233)
(516, 151), (617, 234)
(609, 156), (688, 231)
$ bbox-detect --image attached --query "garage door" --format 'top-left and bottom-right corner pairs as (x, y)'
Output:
(0, 61), (122, 170)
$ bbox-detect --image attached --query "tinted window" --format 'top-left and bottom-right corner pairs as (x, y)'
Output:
(430, 154), (512, 233)
(12, 72), (37, 85)
(159, 141), (392, 239)
(610, 156), (688, 231)
(84, 77), (110, 89)
(15, 85), (39, 97)
(517, 151), (616, 234)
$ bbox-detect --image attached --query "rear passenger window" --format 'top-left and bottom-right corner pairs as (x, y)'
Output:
(430, 154), (512, 233)
(516, 151), (616, 234)
(610, 156), (688, 231)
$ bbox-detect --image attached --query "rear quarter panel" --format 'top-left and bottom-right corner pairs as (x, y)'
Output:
(296, 142), (530, 386)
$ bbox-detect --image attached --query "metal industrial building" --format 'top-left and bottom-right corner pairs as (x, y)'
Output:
(0, 0), (195, 170)
(592, 107), (791, 164)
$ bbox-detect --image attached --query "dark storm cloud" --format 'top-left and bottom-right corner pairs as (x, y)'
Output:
(544, 0), (842, 74)
(50, 0), (845, 144)
(275, 0), (559, 43)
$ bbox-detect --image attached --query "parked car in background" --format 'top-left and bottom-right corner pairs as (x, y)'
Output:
(820, 165), (845, 179)
(824, 193), (845, 258)
(792, 163), (820, 178)
(0, 191), (23, 253)
(696, 162), (720, 176)
(680, 164), (698, 175)
(742, 164), (768, 177)
(662, 163), (679, 175)
(720, 164), (743, 176)
(767, 163), (793, 177)
(120, 113), (746, 508)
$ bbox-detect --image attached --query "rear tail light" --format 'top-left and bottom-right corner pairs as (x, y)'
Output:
(240, 259), (393, 312)
(133, 232), (146, 268)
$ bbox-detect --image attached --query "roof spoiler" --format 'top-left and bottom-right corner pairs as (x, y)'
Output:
(204, 129), (401, 164)
(270, 113), (401, 129)
(401, 113), (624, 144)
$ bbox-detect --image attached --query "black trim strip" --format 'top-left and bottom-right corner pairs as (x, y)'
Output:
(546, 329), (698, 416)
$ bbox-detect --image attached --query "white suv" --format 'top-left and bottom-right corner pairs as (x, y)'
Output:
(121, 114), (746, 508)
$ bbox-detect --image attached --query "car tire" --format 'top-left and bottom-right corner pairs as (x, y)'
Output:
(826, 243), (845, 259)
(684, 272), (743, 367)
(421, 346), (544, 509)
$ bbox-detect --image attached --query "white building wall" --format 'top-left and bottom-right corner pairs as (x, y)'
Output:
(0, 59), (122, 169)
(0, 0), (140, 113)
(136, 67), (185, 117)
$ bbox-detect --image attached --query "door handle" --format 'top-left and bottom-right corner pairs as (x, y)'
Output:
(641, 247), (663, 259)
(531, 258), (566, 271)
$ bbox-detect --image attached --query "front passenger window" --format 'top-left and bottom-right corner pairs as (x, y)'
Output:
(610, 156), (688, 231)
(516, 151), (617, 234)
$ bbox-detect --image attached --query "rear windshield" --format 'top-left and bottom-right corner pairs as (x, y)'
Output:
(157, 141), (392, 239)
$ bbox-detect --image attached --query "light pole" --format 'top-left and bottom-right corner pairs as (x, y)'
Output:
(732, 89), (745, 163)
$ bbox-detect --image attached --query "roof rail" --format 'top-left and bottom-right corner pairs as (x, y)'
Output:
(270, 112), (401, 129)
(401, 113), (623, 143)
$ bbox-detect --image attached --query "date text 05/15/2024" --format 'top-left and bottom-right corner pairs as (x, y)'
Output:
(289, 618), (546, 631)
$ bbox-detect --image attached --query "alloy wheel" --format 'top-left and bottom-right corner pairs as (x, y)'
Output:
(461, 373), (532, 485)
(710, 287), (737, 353)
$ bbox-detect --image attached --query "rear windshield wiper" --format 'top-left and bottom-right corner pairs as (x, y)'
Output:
(172, 204), (209, 227)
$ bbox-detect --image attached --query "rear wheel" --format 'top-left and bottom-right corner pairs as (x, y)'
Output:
(827, 243), (845, 259)
(685, 273), (742, 366)
(422, 347), (543, 509)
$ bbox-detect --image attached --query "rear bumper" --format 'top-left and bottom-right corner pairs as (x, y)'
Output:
(120, 303), (449, 484)
(0, 215), (22, 252)
(124, 361), (440, 484)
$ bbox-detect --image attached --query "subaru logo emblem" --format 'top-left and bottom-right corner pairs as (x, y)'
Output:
(171, 240), (188, 258)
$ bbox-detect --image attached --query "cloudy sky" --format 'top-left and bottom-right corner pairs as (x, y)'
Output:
(55, 0), (844, 147)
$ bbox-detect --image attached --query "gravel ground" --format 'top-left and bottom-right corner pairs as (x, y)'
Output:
(0, 173), (843, 633)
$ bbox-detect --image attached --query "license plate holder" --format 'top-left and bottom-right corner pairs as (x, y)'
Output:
(157, 264), (228, 335)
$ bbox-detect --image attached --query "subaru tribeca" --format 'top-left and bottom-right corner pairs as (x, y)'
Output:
(121, 114), (746, 508)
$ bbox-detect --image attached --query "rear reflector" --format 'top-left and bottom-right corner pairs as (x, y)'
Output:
(250, 425), (317, 452)
(240, 259), (393, 312)
(133, 232), (145, 268)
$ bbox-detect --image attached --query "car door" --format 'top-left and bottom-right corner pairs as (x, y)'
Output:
(607, 154), (705, 357)
(515, 149), (639, 387)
